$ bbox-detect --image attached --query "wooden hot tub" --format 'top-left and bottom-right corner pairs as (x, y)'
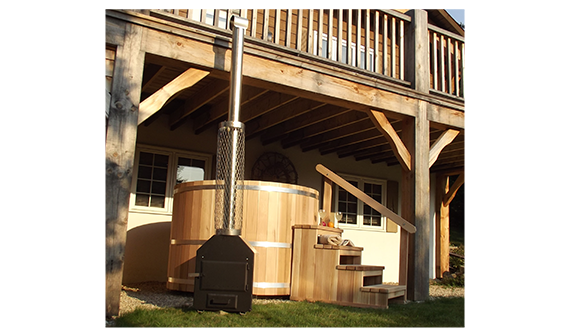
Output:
(167, 180), (319, 296)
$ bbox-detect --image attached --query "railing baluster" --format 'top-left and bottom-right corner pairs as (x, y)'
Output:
(448, 37), (453, 94)
(391, 16), (396, 78)
(433, 32), (438, 90)
(374, 11), (379, 73)
(455, 40), (460, 97)
(251, 9), (258, 38)
(213, 9), (220, 27)
(440, 34), (445, 92)
(296, 9), (303, 51)
(286, 9), (292, 47)
(356, 9), (361, 69)
(327, 9), (333, 60)
(201, 9), (208, 24)
(365, 9), (370, 71)
(307, 10), (314, 54)
(383, 13), (388, 76)
(337, 9), (343, 63)
(318, 9), (324, 56)
(347, 10), (352, 65)
(399, 19), (404, 80)
(262, 9), (270, 41)
(461, 43), (465, 97)
(275, 9), (281, 44)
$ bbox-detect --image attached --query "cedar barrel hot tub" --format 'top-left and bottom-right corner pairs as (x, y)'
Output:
(167, 180), (319, 296)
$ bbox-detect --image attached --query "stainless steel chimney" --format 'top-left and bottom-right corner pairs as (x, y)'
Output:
(214, 15), (248, 236)
(193, 15), (255, 313)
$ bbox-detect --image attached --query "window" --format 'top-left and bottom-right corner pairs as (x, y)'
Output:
(335, 175), (387, 230)
(135, 152), (169, 208)
(130, 145), (212, 213)
(313, 31), (375, 71)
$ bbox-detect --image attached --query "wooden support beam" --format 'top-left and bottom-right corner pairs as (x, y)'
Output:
(443, 173), (464, 206)
(400, 99), (431, 302)
(105, 23), (145, 318)
(316, 164), (416, 234)
(138, 68), (210, 125)
(368, 110), (411, 172)
(429, 129), (459, 168)
(435, 175), (450, 277)
(169, 79), (230, 129)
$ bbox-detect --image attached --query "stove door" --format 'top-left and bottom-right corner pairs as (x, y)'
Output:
(200, 260), (249, 292)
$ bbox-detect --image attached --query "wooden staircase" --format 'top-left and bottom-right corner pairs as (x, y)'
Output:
(290, 225), (406, 308)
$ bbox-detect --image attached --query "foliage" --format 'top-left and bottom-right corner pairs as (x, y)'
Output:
(113, 297), (464, 327)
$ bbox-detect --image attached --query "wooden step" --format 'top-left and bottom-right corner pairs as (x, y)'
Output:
(361, 284), (406, 294)
(360, 284), (406, 306)
(336, 265), (384, 271)
(314, 244), (363, 251)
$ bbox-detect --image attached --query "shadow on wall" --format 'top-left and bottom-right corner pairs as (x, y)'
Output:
(122, 222), (171, 284)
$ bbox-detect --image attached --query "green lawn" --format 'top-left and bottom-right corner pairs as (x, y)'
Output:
(113, 297), (464, 327)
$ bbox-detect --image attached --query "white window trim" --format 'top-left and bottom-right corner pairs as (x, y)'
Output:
(334, 173), (387, 232)
(129, 144), (213, 215)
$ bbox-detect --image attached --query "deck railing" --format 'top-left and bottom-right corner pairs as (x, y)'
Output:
(428, 24), (465, 98)
(158, 9), (464, 99)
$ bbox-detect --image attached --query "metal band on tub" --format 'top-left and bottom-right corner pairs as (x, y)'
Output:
(175, 184), (318, 199)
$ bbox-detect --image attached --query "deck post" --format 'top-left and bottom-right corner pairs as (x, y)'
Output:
(105, 22), (145, 318)
(400, 102), (430, 302)
(402, 9), (431, 301)
(405, 9), (429, 93)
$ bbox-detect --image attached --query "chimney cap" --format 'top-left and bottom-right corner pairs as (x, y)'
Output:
(230, 15), (249, 30)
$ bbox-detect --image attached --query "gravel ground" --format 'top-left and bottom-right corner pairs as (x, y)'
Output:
(109, 281), (463, 321)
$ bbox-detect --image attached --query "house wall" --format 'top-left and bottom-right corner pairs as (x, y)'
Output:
(123, 114), (437, 285)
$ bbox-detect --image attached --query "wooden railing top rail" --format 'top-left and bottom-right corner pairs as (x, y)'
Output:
(316, 164), (416, 233)
(428, 23), (464, 43)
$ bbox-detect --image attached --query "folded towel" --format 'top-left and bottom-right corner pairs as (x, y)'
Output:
(318, 234), (342, 245)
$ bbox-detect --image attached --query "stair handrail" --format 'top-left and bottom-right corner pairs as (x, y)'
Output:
(316, 164), (416, 234)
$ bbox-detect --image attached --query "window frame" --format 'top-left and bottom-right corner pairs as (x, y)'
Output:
(334, 173), (387, 232)
(129, 144), (213, 215)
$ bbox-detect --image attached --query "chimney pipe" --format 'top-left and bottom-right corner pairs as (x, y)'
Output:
(214, 16), (249, 236)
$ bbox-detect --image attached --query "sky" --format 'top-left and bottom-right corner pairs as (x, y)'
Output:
(445, 9), (464, 26)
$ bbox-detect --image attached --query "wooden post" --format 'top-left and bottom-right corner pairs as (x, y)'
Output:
(405, 9), (429, 93)
(105, 22), (145, 318)
(398, 9), (431, 301)
(435, 174), (450, 277)
(400, 102), (430, 301)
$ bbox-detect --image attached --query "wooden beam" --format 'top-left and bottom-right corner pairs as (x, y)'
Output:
(260, 105), (350, 145)
(245, 98), (325, 138)
(301, 118), (375, 152)
(105, 23), (145, 318)
(428, 129), (459, 168)
(283, 111), (369, 149)
(316, 164), (416, 234)
(443, 173), (464, 206)
(368, 110), (411, 171)
(138, 68), (210, 125)
(192, 85), (269, 134)
(435, 174), (450, 277)
(169, 78), (230, 129)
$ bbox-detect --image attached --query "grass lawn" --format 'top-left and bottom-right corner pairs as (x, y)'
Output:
(113, 297), (464, 327)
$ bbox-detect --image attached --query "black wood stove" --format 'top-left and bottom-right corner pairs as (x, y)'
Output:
(192, 15), (255, 313)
